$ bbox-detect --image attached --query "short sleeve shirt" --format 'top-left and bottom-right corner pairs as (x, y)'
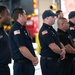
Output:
(39, 23), (61, 58)
(9, 21), (35, 61)
(67, 21), (75, 39)
(58, 29), (75, 58)
(0, 27), (11, 64)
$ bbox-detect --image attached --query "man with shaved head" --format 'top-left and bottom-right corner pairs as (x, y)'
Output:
(57, 17), (75, 75)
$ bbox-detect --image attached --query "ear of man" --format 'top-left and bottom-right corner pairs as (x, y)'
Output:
(0, 16), (2, 19)
(0, 14), (2, 19)
(0, 14), (5, 22)
(0, 13), (5, 20)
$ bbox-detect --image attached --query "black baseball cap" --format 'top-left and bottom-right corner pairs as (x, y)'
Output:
(68, 11), (75, 19)
(42, 10), (57, 19)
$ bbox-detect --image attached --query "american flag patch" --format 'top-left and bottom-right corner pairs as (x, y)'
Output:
(42, 30), (48, 35)
(14, 30), (20, 35)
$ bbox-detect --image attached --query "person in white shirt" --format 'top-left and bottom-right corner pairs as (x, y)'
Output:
(53, 10), (64, 31)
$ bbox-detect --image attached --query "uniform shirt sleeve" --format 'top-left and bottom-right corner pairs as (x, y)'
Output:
(13, 29), (27, 47)
(40, 30), (55, 46)
(67, 29), (75, 39)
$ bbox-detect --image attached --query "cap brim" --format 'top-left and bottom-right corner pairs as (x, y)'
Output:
(53, 14), (57, 16)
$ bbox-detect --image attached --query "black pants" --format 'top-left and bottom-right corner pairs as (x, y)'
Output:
(40, 57), (59, 75)
(14, 62), (35, 75)
(57, 58), (73, 75)
(0, 65), (10, 75)
(72, 59), (75, 75)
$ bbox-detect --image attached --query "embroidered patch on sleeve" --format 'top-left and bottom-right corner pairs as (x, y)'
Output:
(42, 30), (48, 35)
(14, 30), (20, 35)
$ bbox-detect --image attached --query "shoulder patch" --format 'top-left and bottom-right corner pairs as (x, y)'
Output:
(42, 30), (48, 35)
(14, 30), (20, 35)
(0, 35), (3, 39)
(70, 27), (75, 30)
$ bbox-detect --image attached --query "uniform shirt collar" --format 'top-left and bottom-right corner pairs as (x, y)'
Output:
(43, 23), (52, 28)
(0, 26), (4, 30)
(58, 29), (67, 34)
(69, 21), (75, 27)
(14, 21), (26, 28)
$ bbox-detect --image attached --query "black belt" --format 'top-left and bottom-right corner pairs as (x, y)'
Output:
(14, 60), (31, 64)
(41, 56), (60, 61)
(0, 64), (8, 67)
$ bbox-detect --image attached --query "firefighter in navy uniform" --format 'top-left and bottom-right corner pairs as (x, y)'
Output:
(0, 6), (11, 75)
(39, 10), (66, 75)
(57, 17), (75, 75)
(67, 11), (75, 45)
(9, 8), (38, 75)
(67, 11), (75, 75)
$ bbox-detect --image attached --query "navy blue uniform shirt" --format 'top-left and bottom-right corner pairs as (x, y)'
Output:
(58, 29), (75, 58)
(9, 21), (35, 61)
(39, 23), (61, 58)
(0, 27), (11, 64)
(67, 21), (75, 39)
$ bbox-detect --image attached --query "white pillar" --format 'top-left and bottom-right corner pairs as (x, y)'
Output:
(38, 0), (53, 29)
